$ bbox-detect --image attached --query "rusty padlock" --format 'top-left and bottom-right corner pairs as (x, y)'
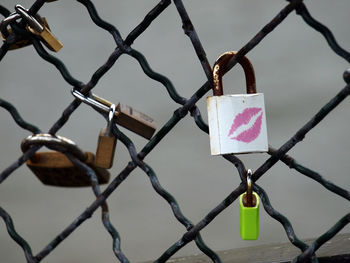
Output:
(21, 134), (110, 187)
(15, 5), (62, 52)
(207, 51), (268, 155)
(71, 89), (157, 139)
(95, 104), (117, 169)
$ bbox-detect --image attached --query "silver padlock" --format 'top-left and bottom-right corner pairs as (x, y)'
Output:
(207, 51), (268, 155)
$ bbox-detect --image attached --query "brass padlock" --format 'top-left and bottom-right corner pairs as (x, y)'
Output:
(93, 94), (157, 139)
(21, 134), (110, 187)
(71, 89), (157, 139)
(95, 104), (117, 169)
(115, 103), (156, 140)
(26, 17), (63, 52)
(15, 5), (62, 52)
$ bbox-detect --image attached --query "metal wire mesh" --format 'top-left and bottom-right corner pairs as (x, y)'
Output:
(0, 0), (349, 262)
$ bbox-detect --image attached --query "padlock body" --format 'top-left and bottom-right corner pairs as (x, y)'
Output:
(207, 93), (268, 155)
(40, 27), (63, 52)
(239, 192), (260, 240)
(95, 127), (117, 169)
(1, 30), (32, 50)
(26, 151), (110, 187)
(116, 103), (156, 139)
(27, 17), (62, 52)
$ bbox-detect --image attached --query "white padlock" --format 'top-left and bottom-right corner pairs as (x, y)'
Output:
(207, 51), (268, 155)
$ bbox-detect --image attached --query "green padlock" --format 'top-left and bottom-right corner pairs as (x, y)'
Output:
(239, 170), (260, 240)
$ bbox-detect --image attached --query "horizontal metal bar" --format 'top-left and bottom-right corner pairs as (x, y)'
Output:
(142, 233), (350, 263)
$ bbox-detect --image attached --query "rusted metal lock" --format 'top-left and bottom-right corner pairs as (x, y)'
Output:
(207, 51), (268, 155)
(95, 104), (117, 169)
(21, 134), (110, 187)
(15, 5), (62, 52)
(92, 94), (157, 140)
(239, 170), (260, 240)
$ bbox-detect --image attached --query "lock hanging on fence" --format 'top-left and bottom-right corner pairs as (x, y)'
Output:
(21, 134), (110, 187)
(95, 104), (117, 169)
(239, 169), (260, 240)
(207, 51), (268, 155)
(15, 5), (63, 52)
(0, 12), (32, 50)
(71, 89), (157, 140)
(0, 5), (62, 52)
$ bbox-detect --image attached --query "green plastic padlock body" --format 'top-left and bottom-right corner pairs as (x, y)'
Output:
(239, 192), (260, 240)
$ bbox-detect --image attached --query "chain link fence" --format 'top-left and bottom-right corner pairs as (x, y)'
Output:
(0, 0), (349, 262)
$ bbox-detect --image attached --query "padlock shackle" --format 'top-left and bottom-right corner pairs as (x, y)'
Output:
(1, 5), (44, 39)
(71, 88), (119, 118)
(212, 51), (256, 96)
(14, 5), (44, 33)
(106, 104), (116, 136)
(21, 134), (87, 162)
(0, 13), (21, 38)
(246, 169), (254, 207)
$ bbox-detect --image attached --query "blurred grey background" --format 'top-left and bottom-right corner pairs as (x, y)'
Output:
(0, 0), (349, 262)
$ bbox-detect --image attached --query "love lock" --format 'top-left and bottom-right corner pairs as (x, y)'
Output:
(239, 169), (260, 240)
(71, 89), (157, 139)
(207, 51), (268, 155)
(0, 11), (32, 50)
(15, 5), (62, 52)
(95, 104), (117, 169)
(21, 134), (110, 187)
(0, 5), (62, 52)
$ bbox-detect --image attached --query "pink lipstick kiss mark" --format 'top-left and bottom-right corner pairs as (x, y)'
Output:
(227, 107), (263, 143)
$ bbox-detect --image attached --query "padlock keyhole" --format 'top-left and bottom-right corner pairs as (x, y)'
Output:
(242, 193), (257, 207)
